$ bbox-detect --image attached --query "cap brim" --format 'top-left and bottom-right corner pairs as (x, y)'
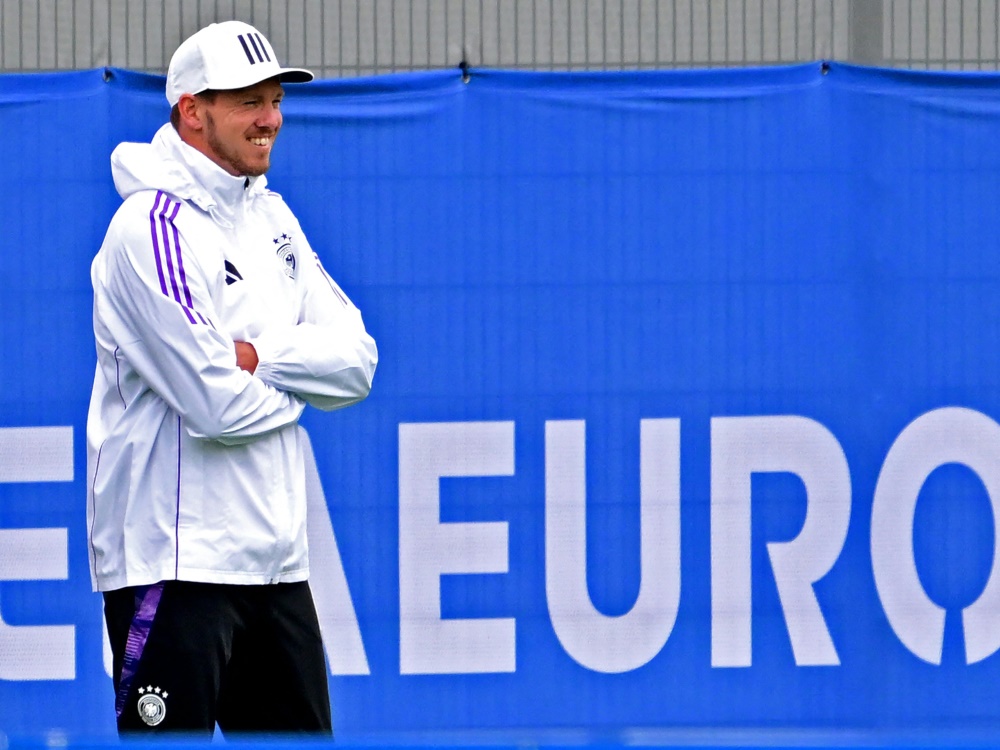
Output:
(277, 68), (314, 84)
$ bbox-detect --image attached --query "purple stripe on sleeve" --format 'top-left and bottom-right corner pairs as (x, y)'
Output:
(114, 582), (165, 718)
(147, 193), (210, 326)
(158, 200), (197, 324)
(315, 255), (349, 306)
(159, 201), (183, 301)
(148, 192), (169, 295)
(170, 218), (195, 308)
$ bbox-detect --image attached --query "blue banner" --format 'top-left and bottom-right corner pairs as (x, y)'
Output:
(3, 62), (1000, 744)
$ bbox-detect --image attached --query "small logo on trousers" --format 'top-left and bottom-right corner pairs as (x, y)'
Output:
(137, 685), (168, 727)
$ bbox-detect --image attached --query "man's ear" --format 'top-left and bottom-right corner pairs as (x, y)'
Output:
(176, 93), (204, 132)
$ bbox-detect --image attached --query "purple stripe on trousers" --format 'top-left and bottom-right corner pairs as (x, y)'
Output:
(149, 192), (168, 295)
(114, 582), (165, 718)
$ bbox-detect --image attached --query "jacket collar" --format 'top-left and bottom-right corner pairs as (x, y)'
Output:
(155, 124), (267, 220)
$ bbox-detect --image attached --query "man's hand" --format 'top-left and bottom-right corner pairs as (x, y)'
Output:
(235, 341), (259, 374)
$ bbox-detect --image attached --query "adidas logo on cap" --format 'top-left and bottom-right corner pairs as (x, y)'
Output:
(166, 21), (313, 107)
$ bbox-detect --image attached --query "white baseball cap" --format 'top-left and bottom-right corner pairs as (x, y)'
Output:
(166, 21), (313, 106)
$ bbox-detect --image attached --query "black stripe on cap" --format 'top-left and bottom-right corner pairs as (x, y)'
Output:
(247, 33), (265, 62)
(237, 34), (256, 64)
(254, 33), (272, 61)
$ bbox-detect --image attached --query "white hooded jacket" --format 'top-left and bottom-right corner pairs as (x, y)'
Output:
(87, 123), (378, 591)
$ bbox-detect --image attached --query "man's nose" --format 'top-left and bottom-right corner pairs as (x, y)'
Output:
(257, 105), (281, 130)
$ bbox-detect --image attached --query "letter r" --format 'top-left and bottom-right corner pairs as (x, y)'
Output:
(711, 416), (851, 667)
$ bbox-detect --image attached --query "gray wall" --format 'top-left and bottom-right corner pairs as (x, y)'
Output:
(0, 1), (997, 76)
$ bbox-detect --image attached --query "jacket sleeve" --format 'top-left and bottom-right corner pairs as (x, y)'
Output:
(250, 224), (378, 412)
(97, 195), (306, 444)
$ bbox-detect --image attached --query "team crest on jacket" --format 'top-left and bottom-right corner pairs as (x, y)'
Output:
(137, 685), (168, 726)
(273, 233), (296, 279)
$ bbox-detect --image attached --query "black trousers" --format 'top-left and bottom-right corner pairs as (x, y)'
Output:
(104, 580), (333, 736)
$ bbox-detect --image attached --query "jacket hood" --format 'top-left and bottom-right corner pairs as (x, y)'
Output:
(110, 124), (269, 224)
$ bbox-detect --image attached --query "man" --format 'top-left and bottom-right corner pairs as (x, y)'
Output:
(86, 20), (377, 735)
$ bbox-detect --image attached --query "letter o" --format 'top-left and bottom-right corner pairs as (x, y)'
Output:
(871, 407), (1000, 664)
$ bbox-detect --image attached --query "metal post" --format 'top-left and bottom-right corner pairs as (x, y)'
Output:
(848, 0), (883, 64)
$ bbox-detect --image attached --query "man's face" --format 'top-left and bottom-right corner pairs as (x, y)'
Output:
(200, 78), (284, 177)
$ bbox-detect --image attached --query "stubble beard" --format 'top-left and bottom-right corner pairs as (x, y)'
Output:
(204, 111), (271, 178)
